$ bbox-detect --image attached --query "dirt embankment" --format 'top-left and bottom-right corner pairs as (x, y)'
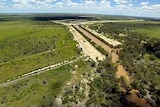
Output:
(74, 25), (150, 107)
(83, 26), (122, 47)
(74, 25), (129, 79)
(70, 26), (105, 62)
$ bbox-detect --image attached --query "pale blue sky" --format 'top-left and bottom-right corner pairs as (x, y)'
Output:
(0, 0), (160, 17)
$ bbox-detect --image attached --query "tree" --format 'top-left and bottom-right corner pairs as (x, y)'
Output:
(119, 76), (128, 89)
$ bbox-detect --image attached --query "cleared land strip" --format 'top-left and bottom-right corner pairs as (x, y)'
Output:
(79, 20), (144, 25)
(54, 20), (105, 62)
(53, 20), (144, 26)
(74, 25), (129, 81)
(74, 25), (119, 63)
(0, 56), (84, 87)
(82, 26), (122, 47)
(69, 26), (105, 61)
(74, 25), (150, 107)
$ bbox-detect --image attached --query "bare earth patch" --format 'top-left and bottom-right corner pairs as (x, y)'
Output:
(117, 64), (130, 82)
(70, 26), (105, 62)
(126, 90), (150, 107)
(83, 26), (122, 47)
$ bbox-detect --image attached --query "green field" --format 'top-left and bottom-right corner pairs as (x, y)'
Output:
(0, 19), (88, 106)
(135, 27), (160, 38)
(0, 59), (93, 107)
(89, 21), (160, 39)
(0, 64), (72, 106)
(0, 20), (79, 83)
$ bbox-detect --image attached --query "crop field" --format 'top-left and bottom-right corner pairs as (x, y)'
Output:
(0, 20), (79, 83)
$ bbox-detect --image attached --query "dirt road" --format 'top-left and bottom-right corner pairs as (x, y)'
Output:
(74, 25), (150, 107)
(74, 25), (119, 63)
(83, 26), (122, 47)
(70, 26), (105, 61)
(53, 19), (144, 25)
(74, 25), (130, 81)
(0, 56), (84, 87)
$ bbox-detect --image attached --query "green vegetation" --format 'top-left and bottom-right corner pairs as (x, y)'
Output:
(61, 58), (126, 107)
(135, 27), (160, 38)
(85, 58), (122, 106)
(88, 23), (100, 31)
(119, 32), (160, 106)
(0, 20), (79, 83)
(0, 21), (76, 62)
(89, 21), (160, 106)
(89, 21), (160, 39)
(61, 60), (94, 106)
(1, 14), (159, 107)
(0, 64), (72, 107)
(0, 59), (94, 107)
(0, 16), (88, 107)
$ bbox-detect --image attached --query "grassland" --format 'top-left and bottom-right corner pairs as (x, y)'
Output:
(89, 21), (160, 39)
(0, 17), (91, 106)
(135, 27), (160, 38)
(0, 64), (72, 106)
(1, 14), (159, 107)
(0, 59), (93, 107)
(0, 20), (79, 83)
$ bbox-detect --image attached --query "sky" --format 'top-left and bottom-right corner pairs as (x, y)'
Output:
(0, 0), (160, 18)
